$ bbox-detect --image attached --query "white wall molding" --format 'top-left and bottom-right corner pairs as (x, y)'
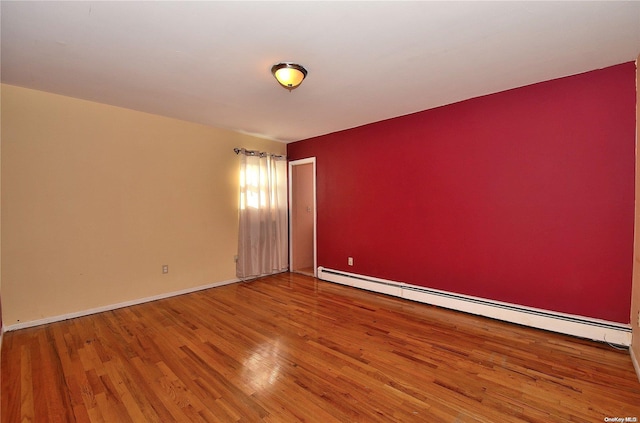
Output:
(4, 278), (240, 332)
(318, 267), (632, 347)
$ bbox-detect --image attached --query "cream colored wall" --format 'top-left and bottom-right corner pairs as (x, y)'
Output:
(0, 85), (4, 334)
(632, 56), (640, 380)
(291, 163), (314, 271)
(0, 84), (286, 326)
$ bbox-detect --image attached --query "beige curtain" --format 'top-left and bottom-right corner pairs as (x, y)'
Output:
(236, 151), (288, 279)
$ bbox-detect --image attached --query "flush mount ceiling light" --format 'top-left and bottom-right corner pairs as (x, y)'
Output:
(271, 62), (308, 91)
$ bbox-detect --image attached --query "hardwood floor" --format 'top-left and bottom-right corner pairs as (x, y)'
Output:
(2, 272), (640, 422)
(293, 267), (314, 277)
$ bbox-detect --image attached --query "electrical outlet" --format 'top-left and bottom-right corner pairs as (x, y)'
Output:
(162, 265), (169, 274)
(348, 257), (353, 266)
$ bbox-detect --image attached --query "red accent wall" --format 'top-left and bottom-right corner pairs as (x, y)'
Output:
(288, 62), (636, 324)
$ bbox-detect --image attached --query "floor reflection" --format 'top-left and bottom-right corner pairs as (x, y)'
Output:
(242, 339), (283, 391)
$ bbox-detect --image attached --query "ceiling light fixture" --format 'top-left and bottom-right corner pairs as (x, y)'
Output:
(271, 62), (307, 91)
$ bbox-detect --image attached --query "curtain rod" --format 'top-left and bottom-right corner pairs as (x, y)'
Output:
(234, 147), (286, 160)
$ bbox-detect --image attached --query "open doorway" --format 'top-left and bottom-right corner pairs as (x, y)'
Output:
(289, 158), (316, 277)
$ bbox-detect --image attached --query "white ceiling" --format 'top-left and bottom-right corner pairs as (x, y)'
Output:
(2, 1), (639, 143)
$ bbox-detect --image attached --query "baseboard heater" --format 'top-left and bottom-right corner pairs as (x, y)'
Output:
(317, 267), (631, 347)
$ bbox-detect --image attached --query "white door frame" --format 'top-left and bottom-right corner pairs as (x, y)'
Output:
(288, 157), (317, 277)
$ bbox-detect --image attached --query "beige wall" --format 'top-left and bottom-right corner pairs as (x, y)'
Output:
(1, 83), (3, 334)
(632, 56), (640, 380)
(291, 163), (314, 272)
(0, 84), (285, 326)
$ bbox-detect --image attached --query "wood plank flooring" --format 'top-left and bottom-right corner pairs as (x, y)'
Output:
(2, 272), (640, 422)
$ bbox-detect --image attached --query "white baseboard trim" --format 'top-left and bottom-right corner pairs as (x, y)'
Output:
(4, 278), (241, 332)
(318, 267), (632, 347)
(631, 345), (640, 383)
